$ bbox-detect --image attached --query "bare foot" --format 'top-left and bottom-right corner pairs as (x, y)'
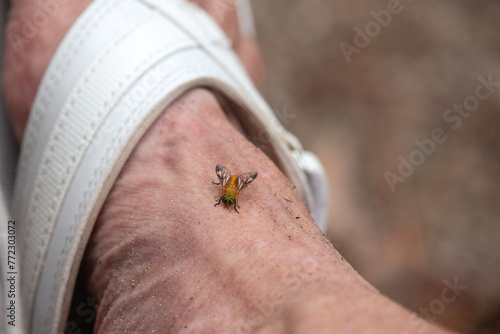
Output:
(2, 1), (453, 333)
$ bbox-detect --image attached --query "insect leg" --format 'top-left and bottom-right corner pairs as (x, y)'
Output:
(233, 201), (240, 214)
(214, 196), (222, 207)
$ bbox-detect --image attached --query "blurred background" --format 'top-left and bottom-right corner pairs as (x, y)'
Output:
(252, 0), (500, 333)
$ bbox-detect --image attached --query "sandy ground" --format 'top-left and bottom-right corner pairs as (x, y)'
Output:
(252, 0), (500, 333)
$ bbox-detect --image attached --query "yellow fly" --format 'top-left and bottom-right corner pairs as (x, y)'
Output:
(213, 164), (257, 213)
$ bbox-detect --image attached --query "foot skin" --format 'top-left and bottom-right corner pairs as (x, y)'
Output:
(82, 88), (452, 333)
(2, 1), (452, 333)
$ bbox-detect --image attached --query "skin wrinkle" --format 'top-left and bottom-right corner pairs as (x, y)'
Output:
(174, 238), (274, 331)
(99, 258), (182, 332)
(95, 196), (354, 332)
(95, 213), (277, 331)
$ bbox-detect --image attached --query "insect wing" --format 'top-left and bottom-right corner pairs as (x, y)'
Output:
(215, 164), (233, 187)
(236, 172), (257, 190)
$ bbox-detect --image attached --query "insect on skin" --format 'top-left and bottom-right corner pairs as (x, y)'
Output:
(213, 164), (257, 213)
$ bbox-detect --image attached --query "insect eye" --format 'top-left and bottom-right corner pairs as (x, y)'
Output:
(222, 196), (234, 205)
